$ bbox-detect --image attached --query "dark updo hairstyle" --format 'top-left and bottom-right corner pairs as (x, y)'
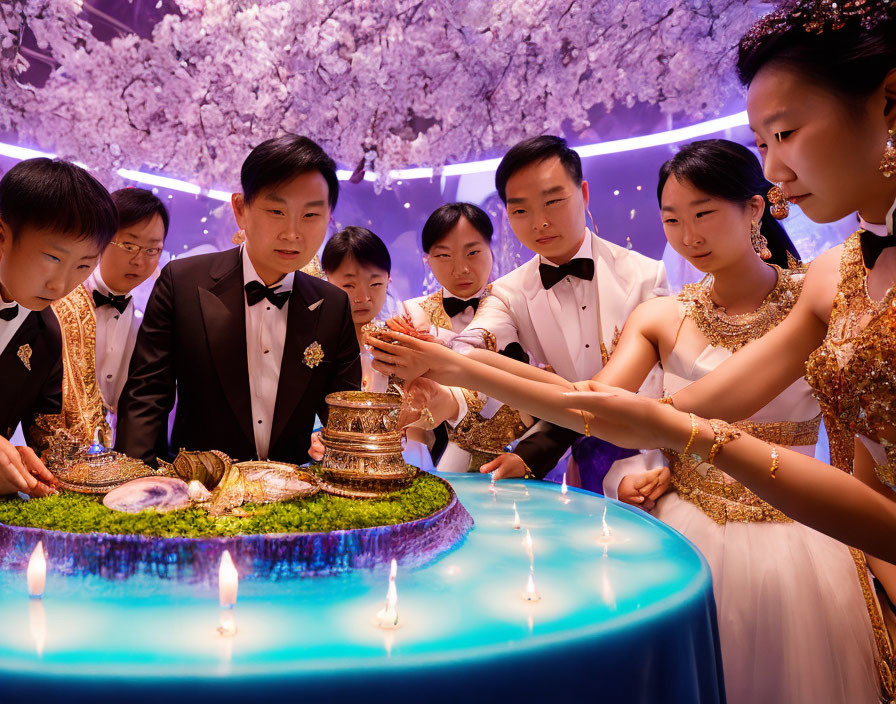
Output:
(737, 0), (896, 105)
(111, 188), (170, 240)
(657, 139), (800, 269)
(421, 202), (494, 254)
(241, 134), (339, 209)
(321, 226), (391, 275)
(495, 135), (583, 204)
(0, 158), (117, 248)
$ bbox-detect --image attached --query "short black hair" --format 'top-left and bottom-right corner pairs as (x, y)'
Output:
(495, 135), (583, 204)
(321, 226), (391, 275)
(111, 187), (170, 240)
(241, 134), (339, 209)
(0, 158), (117, 248)
(421, 202), (493, 253)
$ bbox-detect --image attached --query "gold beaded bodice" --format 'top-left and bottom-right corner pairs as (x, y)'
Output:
(805, 232), (896, 491)
(670, 267), (820, 523)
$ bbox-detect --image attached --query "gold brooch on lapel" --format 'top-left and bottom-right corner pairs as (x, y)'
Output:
(303, 341), (324, 368)
(17, 344), (32, 371)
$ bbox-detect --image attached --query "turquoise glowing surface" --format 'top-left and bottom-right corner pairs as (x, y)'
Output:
(0, 474), (712, 681)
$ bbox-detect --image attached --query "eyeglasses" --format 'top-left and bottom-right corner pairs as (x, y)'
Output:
(110, 240), (163, 258)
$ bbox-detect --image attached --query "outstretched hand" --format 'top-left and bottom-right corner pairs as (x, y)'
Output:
(563, 381), (686, 451)
(366, 329), (459, 384)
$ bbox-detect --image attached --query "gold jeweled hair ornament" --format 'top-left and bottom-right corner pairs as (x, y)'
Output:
(740, 0), (895, 55)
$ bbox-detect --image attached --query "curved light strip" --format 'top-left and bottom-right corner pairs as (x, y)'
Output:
(0, 111), (749, 200)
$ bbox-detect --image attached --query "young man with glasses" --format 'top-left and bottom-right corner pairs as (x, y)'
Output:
(32, 188), (168, 449)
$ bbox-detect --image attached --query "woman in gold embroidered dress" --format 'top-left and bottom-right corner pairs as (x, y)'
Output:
(602, 140), (878, 704)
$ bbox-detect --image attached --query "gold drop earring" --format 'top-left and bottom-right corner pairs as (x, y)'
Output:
(751, 221), (771, 260)
(768, 183), (789, 220)
(880, 129), (896, 178)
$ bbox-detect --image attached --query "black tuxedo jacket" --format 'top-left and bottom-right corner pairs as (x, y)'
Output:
(116, 248), (361, 465)
(0, 309), (62, 440)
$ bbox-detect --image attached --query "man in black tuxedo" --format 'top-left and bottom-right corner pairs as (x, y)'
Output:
(116, 135), (361, 465)
(0, 158), (118, 495)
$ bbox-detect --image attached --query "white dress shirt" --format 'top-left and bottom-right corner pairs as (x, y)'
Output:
(85, 269), (140, 413)
(0, 298), (28, 357)
(243, 246), (293, 460)
(536, 234), (601, 379)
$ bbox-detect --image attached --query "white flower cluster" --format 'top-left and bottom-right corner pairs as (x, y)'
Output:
(0, 0), (760, 188)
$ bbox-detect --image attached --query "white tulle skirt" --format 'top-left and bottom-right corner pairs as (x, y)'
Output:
(653, 490), (880, 704)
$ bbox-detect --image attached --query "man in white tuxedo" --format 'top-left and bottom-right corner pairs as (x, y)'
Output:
(451, 135), (670, 480)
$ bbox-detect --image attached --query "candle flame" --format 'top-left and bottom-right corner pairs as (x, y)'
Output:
(27, 541), (46, 598)
(218, 550), (238, 609)
(561, 472), (568, 495)
(389, 558), (398, 582)
(512, 502), (521, 530)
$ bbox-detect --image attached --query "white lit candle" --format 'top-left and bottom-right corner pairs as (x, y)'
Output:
(218, 550), (238, 609)
(27, 541), (46, 599)
(512, 502), (521, 530)
(217, 609), (237, 638)
(521, 570), (541, 602)
(375, 559), (400, 629)
(560, 473), (570, 504)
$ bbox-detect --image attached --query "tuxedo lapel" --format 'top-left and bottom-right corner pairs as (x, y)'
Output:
(199, 251), (254, 447)
(520, 257), (578, 379)
(592, 234), (632, 356)
(270, 272), (323, 448)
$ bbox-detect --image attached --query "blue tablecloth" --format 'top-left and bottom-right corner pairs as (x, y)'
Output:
(0, 474), (724, 704)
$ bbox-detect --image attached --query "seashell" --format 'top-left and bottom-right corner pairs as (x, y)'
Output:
(172, 449), (232, 488)
(187, 479), (212, 502)
(103, 477), (192, 514)
(238, 462), (318, 503)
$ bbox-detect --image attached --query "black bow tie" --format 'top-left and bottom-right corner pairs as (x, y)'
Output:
(245, 280), (291, 309)
(0, 305), (19, 322)
(443, 295), (480, 318)
(860, 229), (896, 269)
(92, 289), (132, 314)
(538, 258), (595, 290)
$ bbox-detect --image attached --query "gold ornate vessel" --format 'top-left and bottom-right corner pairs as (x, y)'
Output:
(40, 428), (163, 494)
(320, 391), (416, 498)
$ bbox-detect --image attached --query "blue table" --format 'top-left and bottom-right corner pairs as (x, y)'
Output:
(0, 474), (724, 704)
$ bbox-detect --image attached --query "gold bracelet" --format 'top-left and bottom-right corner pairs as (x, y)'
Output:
(706, 419), (742, 464)
(580, 409), (591, 437)
(682, 413), (699, 455)
(658, 396), (675, 406)
(769, 446), (780, 479)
